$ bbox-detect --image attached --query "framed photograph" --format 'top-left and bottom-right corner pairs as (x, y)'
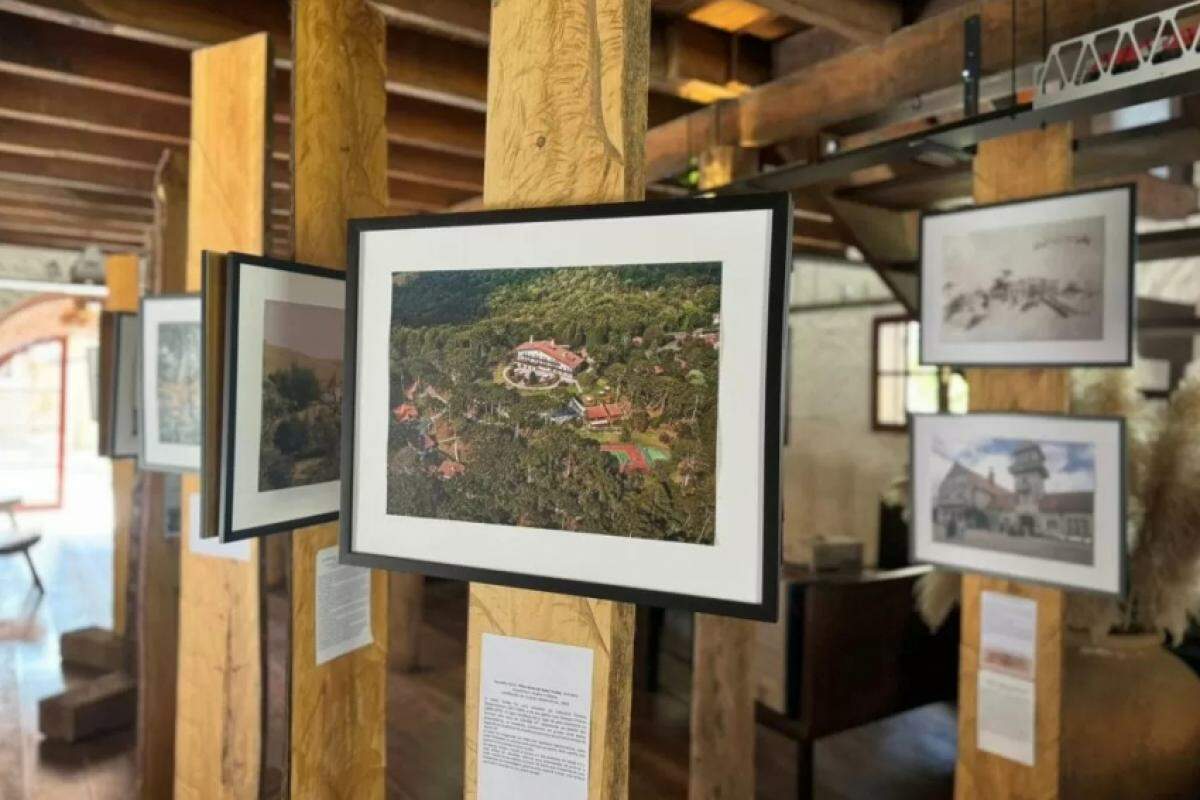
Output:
(342, 194), (792, 621)
(213, 252), (345, 542)
(920, 184), (1135, 366)
(910, 412), (1126, 595)
(107, 312), (140, 458)
(140, 294), (202, 473)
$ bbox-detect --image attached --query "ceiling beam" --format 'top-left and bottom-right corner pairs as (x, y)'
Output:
(387, 144), (482, 192)
(388, 178), (476, 211)
(750, 0), (899, 45)
(0, 11), (190, 104)
(0, 202), (150, 232)
(0, 73), (189, 145)
(0, 229), (132, 252)
(0, 117), (168, 171)
(0, 176), (152, 214)
(0, 219), (145, 246)
(0, 152), (153, 198)
(370, 0), (488, 46)
(645, 0), (1176, 180)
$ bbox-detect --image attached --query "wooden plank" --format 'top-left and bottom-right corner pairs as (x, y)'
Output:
(751, 0), (899, 44)
(389, 573), (423, 672)
(388, 178), (476, 211)
(104, 252), (139, 643)
(289, 1), (390, 797)
(955, 123), (1072, 800)
(0, 117), (170, 171)
(134, 149), (186, 800)
(0, 10), (191, 104)
(690, 143), (757, 800)
(371, 0), (489, 45)
(0, 218), (146, 245)
(0, 176), (154, 215)
(38, 671), (137, 743)
(388, 143), (483, 191)
(464, 2), (648, 799)
(0, 201), (152, 230)
(173, 32), (269, 800)
(0, 73), (189, 146)
(60, 626), (130, 672)
(0, 151), (153, 197)
(0, 229), (132, 252)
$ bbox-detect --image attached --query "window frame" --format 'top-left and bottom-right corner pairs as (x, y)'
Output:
(871, 314), (949, 433)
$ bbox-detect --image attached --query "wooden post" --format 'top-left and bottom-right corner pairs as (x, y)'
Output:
(288, 1), (389, 797)
(104, 251), (139, 638)
(463, 2), (649, 799)
(174, 33), (269, 800)
(389, 573), (424, 672)
(135, 148), (186, 800)
(689, 141), (757, 800)
(954, 123), (1073, 800)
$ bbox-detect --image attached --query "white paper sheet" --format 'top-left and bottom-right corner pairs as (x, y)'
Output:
(977, 669), (1036, 766)
(477, 633), (593, 800)
(314, 545), (372, 665)
(980, 591), (1037, 680)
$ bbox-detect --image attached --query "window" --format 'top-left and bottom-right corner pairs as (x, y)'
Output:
(872, 315), (968, 431)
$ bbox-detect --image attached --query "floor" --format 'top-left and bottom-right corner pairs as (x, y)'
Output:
(0, 507), (956, 800)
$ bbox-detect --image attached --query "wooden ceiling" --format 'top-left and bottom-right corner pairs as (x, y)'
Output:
(0, 0), (1194, 265)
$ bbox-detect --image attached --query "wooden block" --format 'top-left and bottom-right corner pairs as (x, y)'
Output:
(173, 33), (269, 800)
(39, 672), (136, 743)
(389, 573), (424, 673)
(60, 626), (130, 672)
(289, 1), (390, 797)
(690, 613), (756, 800)
(463, 1), (649, 798)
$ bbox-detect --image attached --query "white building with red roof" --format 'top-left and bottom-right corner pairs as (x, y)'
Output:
(513, 338), (585, 382)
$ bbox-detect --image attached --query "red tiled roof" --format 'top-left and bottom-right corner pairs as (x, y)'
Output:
(584, 401), (631, 422)
(438, 459), (465, 479)
(393, 403), (418, 422)
(516, 339), (584, 369)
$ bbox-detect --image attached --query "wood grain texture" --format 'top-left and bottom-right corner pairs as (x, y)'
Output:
(173, 33), (269, 800)
(104, 252), (139, 638)
(955, 123), (1072, 800)
(689, 141), (757, 800)
(135, 149), (187, 800)
(289, 1), (390, 797)
(389, 573), (424, 672)
(690, 613), (756, 799)
(466, 2), (649, 798)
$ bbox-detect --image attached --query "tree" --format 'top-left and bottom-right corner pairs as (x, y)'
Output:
(273, 417), (308, 455)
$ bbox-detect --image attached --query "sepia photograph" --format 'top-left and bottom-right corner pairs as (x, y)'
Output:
(343, 195), (791, 620)
(385, 263), (721, 545)
(920, 184), (1134, 366)
(258, 299), (343, 492)
(911, 412), (1126, 595)
(217, 254), (346, 542)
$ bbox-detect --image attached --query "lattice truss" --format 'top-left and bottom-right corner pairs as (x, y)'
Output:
(1036, 2), (1200, 108)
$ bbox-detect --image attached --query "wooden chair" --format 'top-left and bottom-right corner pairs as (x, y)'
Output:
(0, 497), (43, 593)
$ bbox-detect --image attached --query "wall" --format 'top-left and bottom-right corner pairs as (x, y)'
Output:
(781, 259), (907, 566)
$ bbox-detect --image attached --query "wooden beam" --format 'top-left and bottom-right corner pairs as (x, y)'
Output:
(0, 176), (152, 215)
(751, 0), (899, 44)
(0, 214), (147, 245)
(956, 124), (1072, 800)
(0, 118), (168, 171)
(0, 73), (189, 146)
(173, 32), (269, 799)
(772, 27), (856, 75)
(0, 201), (150, 230)
(388, 143), (482, 191)
(386, 94), (485, 157)
(135, 150), (186, 800)
(290, 1), (390, 797)
(371, 0), (488, 45)
(388, 177), (475, 210)
(0, 10), (190, 104)
(0, 151), (153, 197)
(464, 0), (647, 798)
(645, 0), (1175, 179)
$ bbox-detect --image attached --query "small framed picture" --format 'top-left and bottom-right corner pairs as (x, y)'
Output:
(99, 311), (140, 458)
(140, 294), (202, 473)
(212, 253), (345, 541)
(910, 412), (1126, 595)
(342, 194), (792, 621)
(920, 184), (1135, 366)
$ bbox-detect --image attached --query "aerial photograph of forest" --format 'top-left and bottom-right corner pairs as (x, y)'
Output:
(258, 299), (343, 491)
(386, 262), (722, 545)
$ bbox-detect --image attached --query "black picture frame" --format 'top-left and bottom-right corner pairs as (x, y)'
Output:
(138, 292), (203, 474)
(103, 310), (140, 459)
(918, 183), (1137, 368)
(217, 252), (347, 542)
(340, 193), (793, 622)
(907, 411), (1128, 597)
